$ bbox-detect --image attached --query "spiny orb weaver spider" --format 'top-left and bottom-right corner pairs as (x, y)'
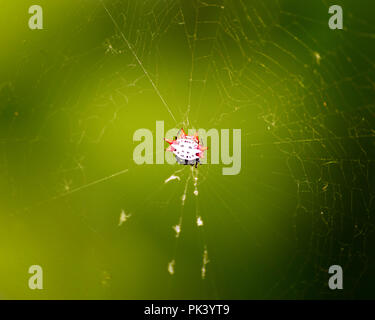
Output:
(164, 129), (208, 168)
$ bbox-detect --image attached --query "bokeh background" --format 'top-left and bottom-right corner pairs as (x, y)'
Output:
(0, 0), (374, 299)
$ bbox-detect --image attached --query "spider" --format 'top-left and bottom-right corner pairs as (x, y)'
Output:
(164, 129), (208, 168)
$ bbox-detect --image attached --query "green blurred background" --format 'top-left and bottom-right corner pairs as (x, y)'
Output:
(0, 0), (374, 299)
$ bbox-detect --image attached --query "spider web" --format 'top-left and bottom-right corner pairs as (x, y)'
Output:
(0, 0), (374, 299)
